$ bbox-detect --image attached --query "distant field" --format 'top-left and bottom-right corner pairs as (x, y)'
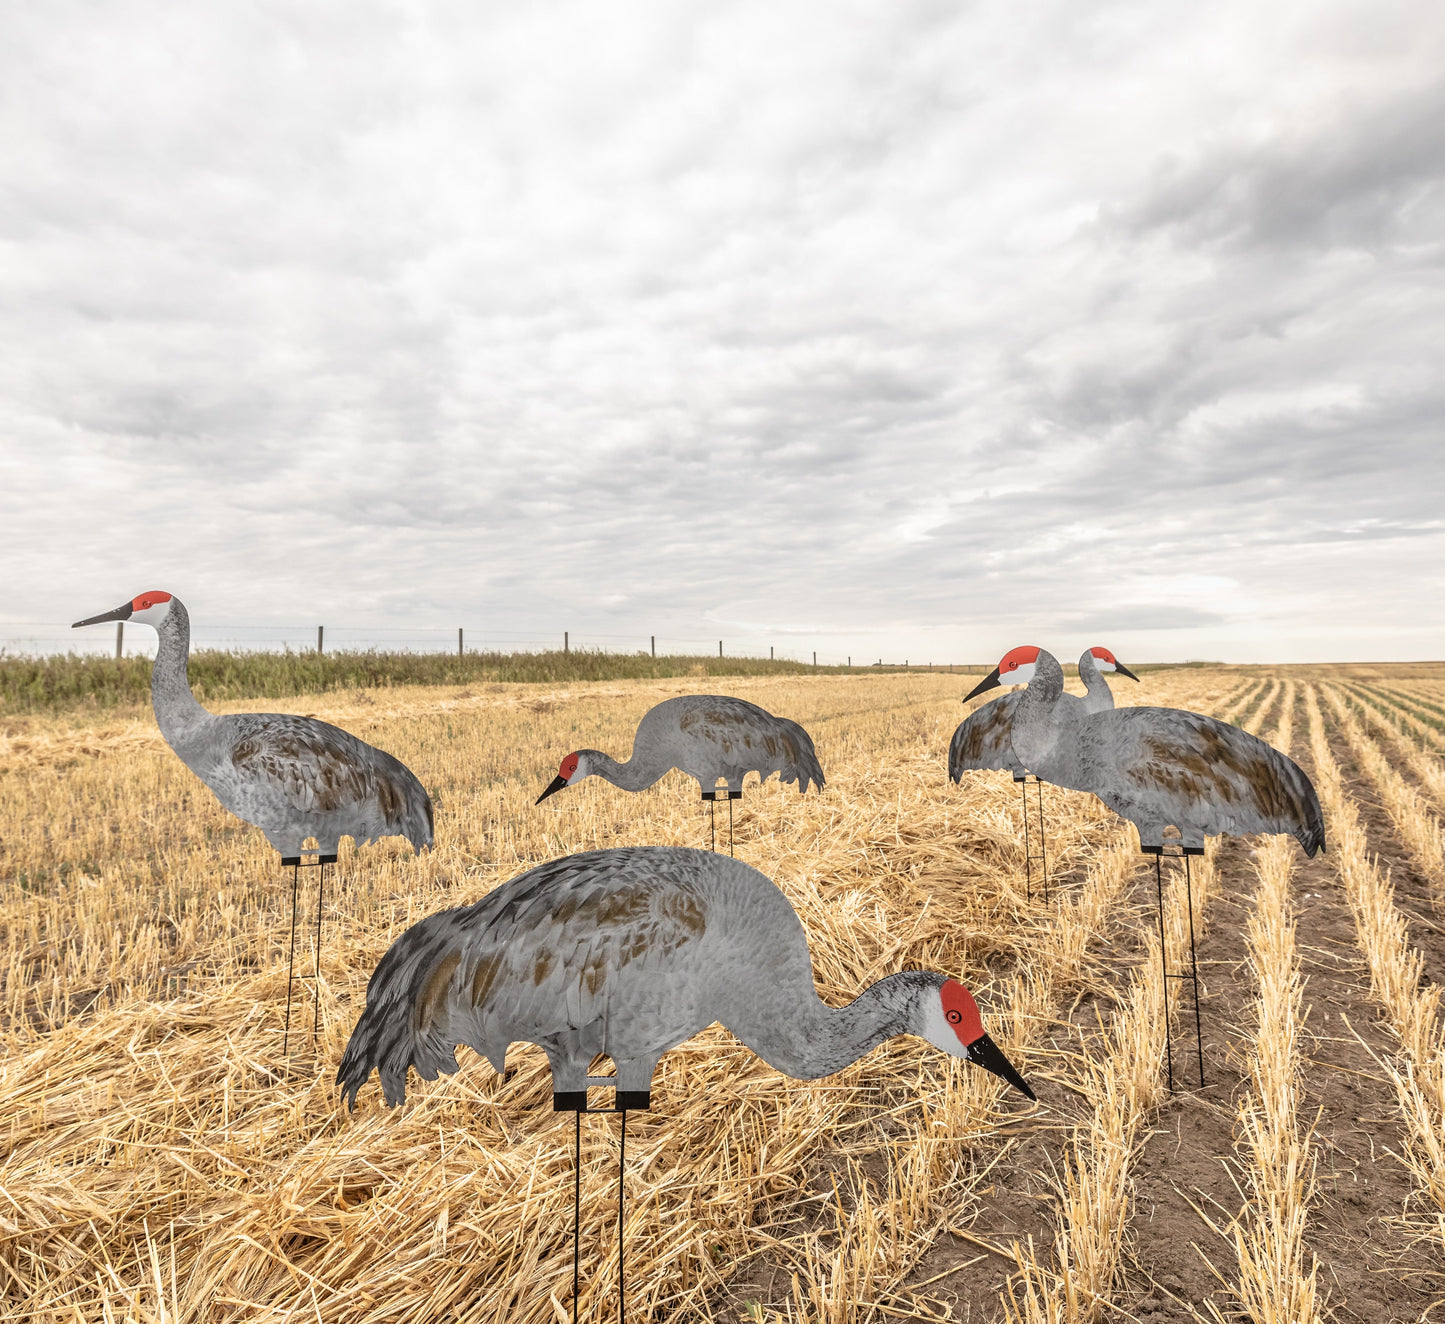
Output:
(0, 646), (1243, 716)
(0, 648), (880, 715)
(1, 664), (1442, 1320)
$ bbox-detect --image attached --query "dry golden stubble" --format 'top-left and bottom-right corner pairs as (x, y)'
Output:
(1304, 686), (1445, 1254)
(0, 670), (1157, 1322)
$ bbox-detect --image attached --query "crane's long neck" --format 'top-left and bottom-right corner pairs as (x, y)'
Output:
(736, 971), (932, 1080)
(584, 748), (667, 793)
(1079, 653), (1110, 703)
(151, 601), (212, 749)
(1012, 652), (1073, 767)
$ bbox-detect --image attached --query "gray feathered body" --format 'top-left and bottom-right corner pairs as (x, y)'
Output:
(583, 694), (825, 795)
(1012, 651), (1324, 855)
(337, 846), (937, 1108)
(948, 692), (1026, 779)
(147, 600), (433, 856)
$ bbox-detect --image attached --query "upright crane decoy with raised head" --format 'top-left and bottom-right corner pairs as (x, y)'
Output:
(964, 646), (1321, 855)
(966, 644), (1323, 1088)
(1076, 646), (1141, 714)
(337, 845), (1033, 1324)
(535, 694), (825, 853)
(74, 591), (434, 1052)
(948, 646), (1140, 899)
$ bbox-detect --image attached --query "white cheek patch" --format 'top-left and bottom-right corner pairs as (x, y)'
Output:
(132, 600), (174, 626)
(920, 996), (971, 1059)
(1012, 663), (1036, 686)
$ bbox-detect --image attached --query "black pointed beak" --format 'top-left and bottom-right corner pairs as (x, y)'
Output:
(73, 603), (133, 628)
(535, 774), (568, 806)
(963, 668), (1002, 703)
(1115, 662), (1140, 683)
(968, 1031), (1036, 1101)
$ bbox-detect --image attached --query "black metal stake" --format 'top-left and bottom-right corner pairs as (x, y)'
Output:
(1150, 847), (1206, 1092)
(618, 1109), (626, 1324)
(701, 790), (742, 856)
(1185, 854), (1205, 1089)
(1019, 776), (1032, 903)
(313, 858), (325, 1039)
(568, 1088), (639, 1324)
(283, 861), (301, 1057)
(574, 1108), (581, 1324)
(1155, 852), (1173, 1092)
(1036, 777), (1049, 903)
(281, 852), (337, 1058)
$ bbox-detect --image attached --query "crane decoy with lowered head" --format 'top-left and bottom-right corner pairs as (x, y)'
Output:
(536, 694), (824, 852)
(337, 845), (1034, 1110)
(336, 845), (1032, 1324)
(73, 591), (434, 856)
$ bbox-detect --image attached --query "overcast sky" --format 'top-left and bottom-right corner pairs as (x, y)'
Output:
(3, 0), (1443, 664)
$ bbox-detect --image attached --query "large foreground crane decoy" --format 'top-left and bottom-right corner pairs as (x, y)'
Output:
(949, 646), (1140, 899)
(966, 644), (1324, 1088)
(74, 590), (433, 1053)
(535, 695), (825, 854)
(337, 846), (1033, 1324)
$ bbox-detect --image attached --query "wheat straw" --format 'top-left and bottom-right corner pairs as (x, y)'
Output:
(1304, 686), (1445, 1253)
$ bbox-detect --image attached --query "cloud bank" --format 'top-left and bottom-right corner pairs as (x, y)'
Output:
(3, 0), (1442, 662)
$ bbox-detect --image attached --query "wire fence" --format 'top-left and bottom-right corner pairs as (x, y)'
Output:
(0, 621), (945, 671)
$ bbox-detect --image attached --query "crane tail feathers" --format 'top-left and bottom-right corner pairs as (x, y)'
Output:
(336, 908), (469, 1108)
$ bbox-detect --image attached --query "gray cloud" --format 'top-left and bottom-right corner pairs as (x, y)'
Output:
(3, 0), (1444, 664)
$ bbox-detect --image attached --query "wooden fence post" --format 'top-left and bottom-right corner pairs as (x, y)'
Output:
(116, 621), (124, 659)
(458, 628), (464, 658)
(318, 626), (324, 654)
(564, 631), (569, 654)
(718, 640), (722, 658)
(651, 635), (655, 657)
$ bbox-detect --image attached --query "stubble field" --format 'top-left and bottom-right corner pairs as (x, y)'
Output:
(2, 664), (1443, 1322)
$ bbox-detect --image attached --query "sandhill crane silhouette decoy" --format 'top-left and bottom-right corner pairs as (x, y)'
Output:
(337, 845), (1033, 1324)
(535, 695), (825, 854)
(968, 644), (1323, 1087)
(74, 590), (433, 1054)
(949, 647), (1140, 899)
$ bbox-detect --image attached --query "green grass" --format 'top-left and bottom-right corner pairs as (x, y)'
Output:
(0, 648), (888, 715)
(0, 648), (1219, 717)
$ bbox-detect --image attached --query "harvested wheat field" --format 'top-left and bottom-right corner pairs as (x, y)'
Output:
(3, 665), (1444, 1322)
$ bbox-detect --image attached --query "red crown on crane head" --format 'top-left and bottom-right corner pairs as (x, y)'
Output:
(132, 591), (173, 612)
(940, 979), (985, 1047)
(1089, 646), (1116, 665)
(998, 645), (1040, 675)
